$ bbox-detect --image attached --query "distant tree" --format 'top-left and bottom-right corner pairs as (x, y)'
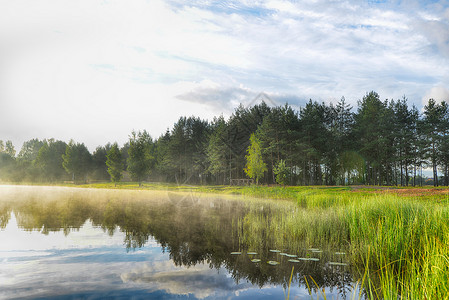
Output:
(391, 97), (410, 186)
(92, 144), (111, 180)
(0, 140), (17, 181)
(0, 140), (4, 152)
(127, 130), (154, 186)
(5, 141), (16, 157)
(422, 99), (444, 186)
(13, 139), (44, 181)
(166, 116), (210, 184)
(207, 116), (229, 185)
(438, 102), (449, 186)
(35, 139), (67, 181)
(227, 103), (271, 181)
(62, 141), (92, 183)
(121, 142), (130, 171)
(332, 97), (354, 184)
(244, 133), (267, 185)
(256, 105), (300, 184)
(106, 143), (123, 186)
(340, 151), (365, 185)
(0, 152), (16, 181)
(18, 139), (44, 162)
(299, 100), (328, 185)
(154, 130), (173, 182)
(353, 91), (387, 185)
(273, 159), (289, 186)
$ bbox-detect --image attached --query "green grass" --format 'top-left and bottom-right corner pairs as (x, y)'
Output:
(345, 195), (449, 299)
(233, 187), (449, 299)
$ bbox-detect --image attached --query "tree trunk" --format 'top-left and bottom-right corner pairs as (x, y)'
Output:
(419, 163), (423, 187)
(444, 163), (449, 186)
(405, 162), (409, 186)
(433, 161), (438, 187)
(303, 161), (306, 186)
(413, 165), (416, 187)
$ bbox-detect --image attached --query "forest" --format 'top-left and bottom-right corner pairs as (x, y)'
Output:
(1, 91), (449, 187)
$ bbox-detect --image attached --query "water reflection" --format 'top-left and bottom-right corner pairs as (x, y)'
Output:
(0, 186), (358, 299)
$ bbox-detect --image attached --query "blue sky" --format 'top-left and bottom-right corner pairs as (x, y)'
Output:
(1, 0), (448, 150)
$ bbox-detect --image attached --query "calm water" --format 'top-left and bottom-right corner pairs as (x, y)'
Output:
(0, 185), (360, 299)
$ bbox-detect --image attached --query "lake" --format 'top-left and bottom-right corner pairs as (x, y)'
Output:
(0, 185), (362, 299)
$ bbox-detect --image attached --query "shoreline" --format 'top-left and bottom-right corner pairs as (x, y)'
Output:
(2, 181), (449, 202)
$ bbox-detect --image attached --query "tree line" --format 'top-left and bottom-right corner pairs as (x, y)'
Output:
(1, 91), (449, 186)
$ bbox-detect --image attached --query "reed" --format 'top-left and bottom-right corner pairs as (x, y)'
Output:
(234, 187), (449, 299)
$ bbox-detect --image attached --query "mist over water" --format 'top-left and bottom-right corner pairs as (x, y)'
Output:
(0, 185), (361, 299)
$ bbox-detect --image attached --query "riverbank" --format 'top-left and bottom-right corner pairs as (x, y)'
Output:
(6, 180), (449, 202)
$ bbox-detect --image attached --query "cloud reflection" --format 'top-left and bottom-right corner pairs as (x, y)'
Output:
(121, 261), (253, 299)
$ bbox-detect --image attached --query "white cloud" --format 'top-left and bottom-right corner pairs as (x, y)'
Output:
(422, 85), (449, 105)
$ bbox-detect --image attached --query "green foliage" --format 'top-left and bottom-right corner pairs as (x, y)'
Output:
(339, 151), (365, 184)
(127, 130), (154, 185)
(273, 159), (289, 186)
(62, 141), (92, 183)
(422, 98), (449, 186)
(18, 139), (44, 162)
(165, 116), (211, 184)
(299, 100), (329, 185)
(0, 152), (16, 181)
(35, 139), (67, 182)
(244, 133), (267, 184)
(0, 140), (20, 181)
(92, 144), (111, 180)
(4, 140), (16, 157)
(106, 143), (123, 185)
(207, 116), (229, 184)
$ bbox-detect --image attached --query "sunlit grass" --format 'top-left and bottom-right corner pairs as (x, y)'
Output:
(235, 188), (449, 299)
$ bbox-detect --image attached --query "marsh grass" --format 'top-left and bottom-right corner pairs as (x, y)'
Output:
(346, 195), (449, 299)
(233, 187), (449, 299)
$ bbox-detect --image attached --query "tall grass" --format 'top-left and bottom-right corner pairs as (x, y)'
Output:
(235, 188), (449, 299)
(347, 196), (449, 299)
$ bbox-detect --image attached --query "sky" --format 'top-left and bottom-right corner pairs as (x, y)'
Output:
(1, 0), (449, 152)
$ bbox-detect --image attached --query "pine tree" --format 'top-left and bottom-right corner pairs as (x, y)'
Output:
(106, 143), (123, 186)
(92, 144), (111, 181)
(35, 139), (67, 181)
(207, 116), (229, 184)
(5, 141), (16, 157)
(127, 130), (153, 186)
(353, 91), (386, 185)
(62, 141), (92, 183)
(422, 99), (444, 186)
